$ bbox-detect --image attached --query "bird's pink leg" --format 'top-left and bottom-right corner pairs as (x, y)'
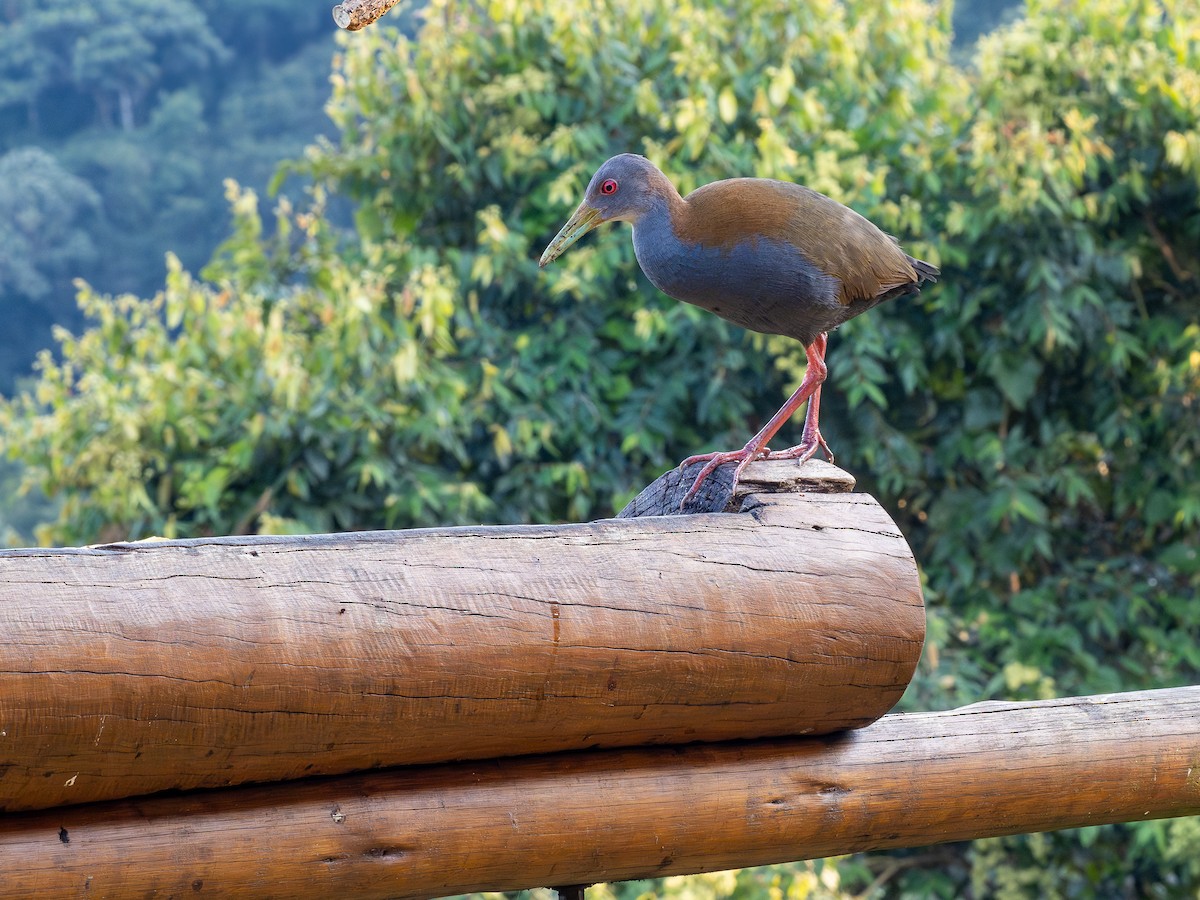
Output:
(680, 333), (829, 505)
(763, 332), (833, 464)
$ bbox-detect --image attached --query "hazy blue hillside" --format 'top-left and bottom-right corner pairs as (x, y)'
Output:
(0, 1), (338, 389)
(953, 0), (1024, 48)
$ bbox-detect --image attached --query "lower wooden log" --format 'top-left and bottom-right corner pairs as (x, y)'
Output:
(2, 687), (1197, 899)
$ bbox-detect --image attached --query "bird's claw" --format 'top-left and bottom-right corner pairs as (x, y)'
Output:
(676, 430), (834, 510)
(764, 429), (833, 465)
(677, 445), (769, 509)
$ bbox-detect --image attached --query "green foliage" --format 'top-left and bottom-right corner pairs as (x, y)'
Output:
(2, 0), (1199, 895)
(855, 0), (1200, 889)
(0, 185), (486, 545)
(970, 823), (1200, 899)
(879, 0), (1200, 709)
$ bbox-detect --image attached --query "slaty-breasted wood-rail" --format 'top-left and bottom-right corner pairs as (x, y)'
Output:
(539, 153), (939, 502)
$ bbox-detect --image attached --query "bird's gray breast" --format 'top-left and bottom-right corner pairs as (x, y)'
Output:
(631, 205), (843, 347)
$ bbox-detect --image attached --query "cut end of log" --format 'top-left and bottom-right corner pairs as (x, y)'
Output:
(619, 458), (856, 518)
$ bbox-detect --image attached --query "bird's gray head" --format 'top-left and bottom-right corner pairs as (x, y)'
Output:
(581, 153), (674, 224)
(539, 154), (677, 267)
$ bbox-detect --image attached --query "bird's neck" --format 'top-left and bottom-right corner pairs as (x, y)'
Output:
(630, 183), (687, 236)
(630, 193), (696, 299)
(630, 195), (676, 257)
(660, 183), (689, 231)
(626, 166), (687, 229)
(629, 176), (691, 290)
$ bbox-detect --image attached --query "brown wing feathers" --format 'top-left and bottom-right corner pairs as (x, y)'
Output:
(676, 179), (925, 305)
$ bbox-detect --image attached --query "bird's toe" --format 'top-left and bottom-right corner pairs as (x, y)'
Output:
(765, 431), (834, 464)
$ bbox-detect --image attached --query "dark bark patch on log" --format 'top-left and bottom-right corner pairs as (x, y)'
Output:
(619, 459), (855, 517)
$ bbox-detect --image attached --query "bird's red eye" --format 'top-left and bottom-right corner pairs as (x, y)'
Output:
(600, 179), (619, 195)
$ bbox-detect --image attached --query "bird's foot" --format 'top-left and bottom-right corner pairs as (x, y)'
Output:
(677, 430), (834, 510)
(762, 428), (834, 465)
(677, 443), (770, 508)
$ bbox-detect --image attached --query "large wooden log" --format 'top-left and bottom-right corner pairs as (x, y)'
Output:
(0, 461), (923, 813)
(2, 687), (1197, 899)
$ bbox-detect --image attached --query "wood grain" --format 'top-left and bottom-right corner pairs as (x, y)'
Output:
(2, 687), (1196, 899)
(0, 461), (924, 812)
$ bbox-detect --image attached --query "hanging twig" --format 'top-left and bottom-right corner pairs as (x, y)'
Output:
(332, 0), (403, 31)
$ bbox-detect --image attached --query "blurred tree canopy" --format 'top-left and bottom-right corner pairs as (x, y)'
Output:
(3, 0), (1200, 895)
(0, 0), (338, 390)
(0, 147), (100, 309)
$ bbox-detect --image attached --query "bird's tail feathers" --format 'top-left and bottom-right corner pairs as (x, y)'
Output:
(907, 255), (940, 284)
